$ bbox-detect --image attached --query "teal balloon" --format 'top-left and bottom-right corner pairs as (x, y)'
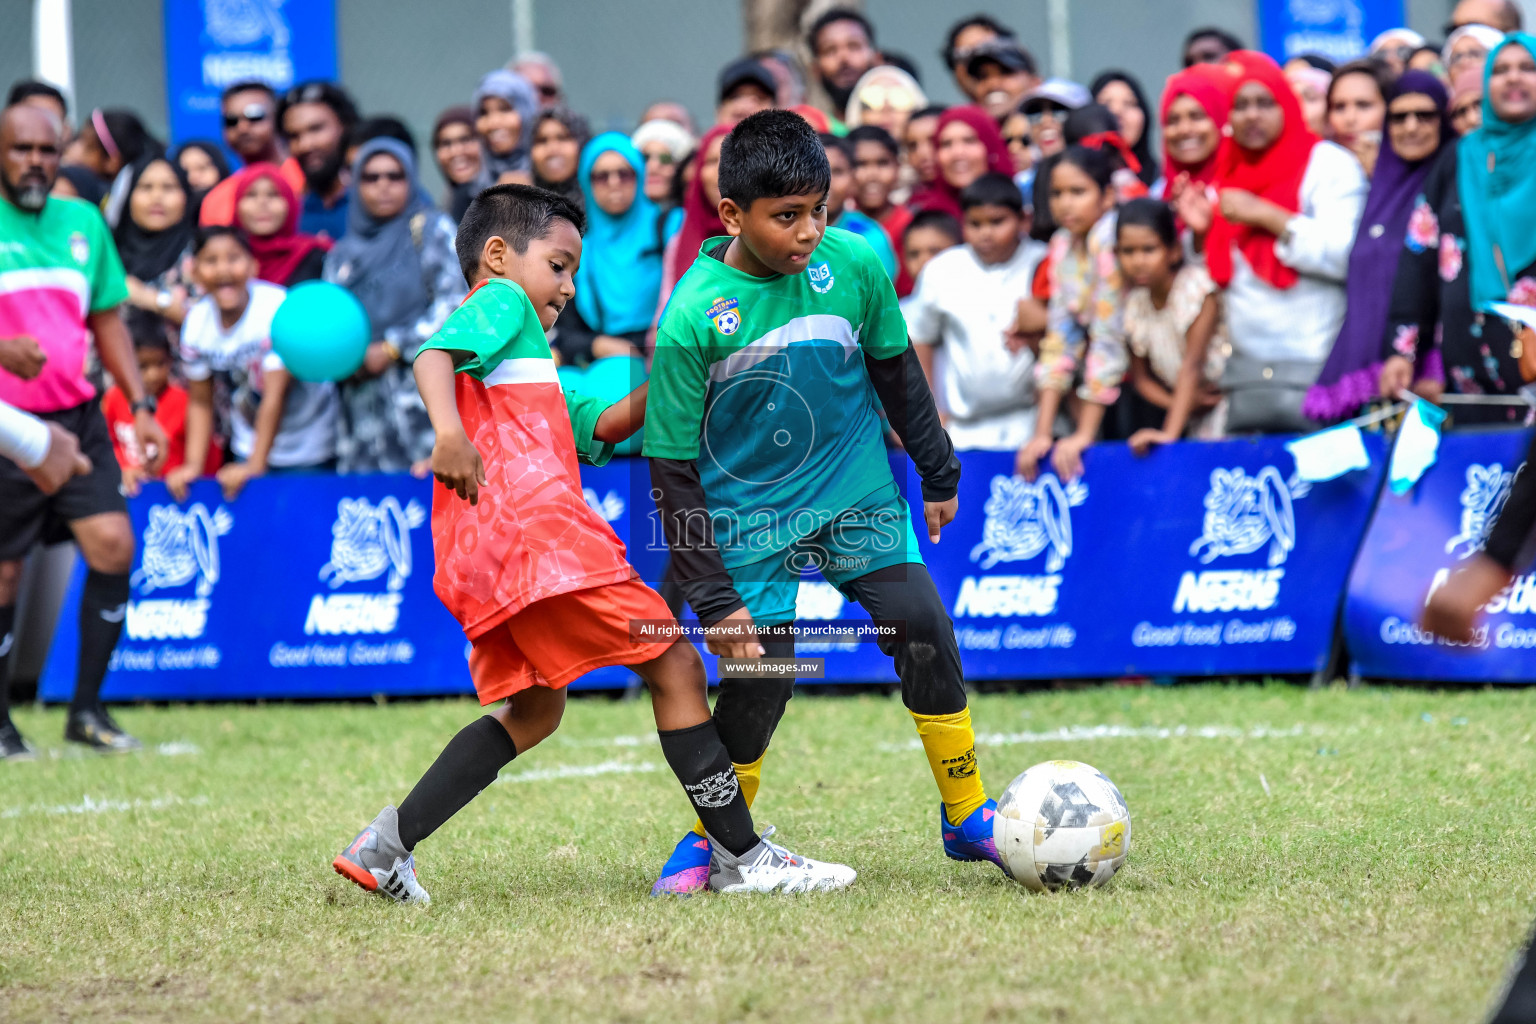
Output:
(270, 281), (371, 382)
(558, 355), (647, 455)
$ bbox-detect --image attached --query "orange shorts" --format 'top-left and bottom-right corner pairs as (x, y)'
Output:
(467, 576), (676, 705)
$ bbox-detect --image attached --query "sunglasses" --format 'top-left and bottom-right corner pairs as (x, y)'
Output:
(360, 170), (407, 184)
(537, 84), (561, 99)
(644, 150), (676, 166)
(590, 168), (636, 185)
(223, 103), (269, 128)
(1025, 104), (1066, 124)
(1004, 132), (1032, 146)
(856, 83), (918, 112)
(1388, 109), (1441, 126)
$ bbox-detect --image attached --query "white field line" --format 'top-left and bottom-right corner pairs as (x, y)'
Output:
(2, 794), (209, 819)
(880, 723), (1318, 752)
(23, 740), (203, 761)
(498, 760), (660, 784)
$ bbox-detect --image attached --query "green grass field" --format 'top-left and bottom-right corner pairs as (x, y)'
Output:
(4, 683), (1536, 1023)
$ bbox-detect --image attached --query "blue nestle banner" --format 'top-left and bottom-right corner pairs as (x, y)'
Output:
(870, 436), (1386, 680)
(1345, 426), (1536, 682)
(1257, 0), (1404, 63)
(163, 0), (338, 146)
(43, 435), (1387, 702)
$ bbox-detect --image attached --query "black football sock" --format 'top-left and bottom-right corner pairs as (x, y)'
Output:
(71, 570), (129, 715)
(658, 720), (757, 856)
(396, 716), (517, 851)
(0, 604), (14, 726)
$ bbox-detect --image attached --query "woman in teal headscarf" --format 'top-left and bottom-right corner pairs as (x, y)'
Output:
(553, 132), (666, 364)
(1381, 33), (1536, 422)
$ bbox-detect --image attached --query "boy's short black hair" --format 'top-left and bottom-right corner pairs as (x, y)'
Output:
(910, 104), (948, 125)
(905, 209), (962, 245)
(807, 7), (875, 52)
(194, 224), (251, 255)
(847, 124), (899, 158)
(1116, 196), (1178, 249)
(959, 172), (1024, 215)
(719, 110), (830, 208)
(943, 14), (1016, 67)
(818, 132), (852, 164)
(6, 79), (68, 115)
(220, 80), (275, 104)
(455, 183), (586, 286)
(124, 307), (171, 351)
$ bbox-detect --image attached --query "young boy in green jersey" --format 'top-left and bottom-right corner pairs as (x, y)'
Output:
(331, 184), (854, 901)
(644, 110), (1006, 894)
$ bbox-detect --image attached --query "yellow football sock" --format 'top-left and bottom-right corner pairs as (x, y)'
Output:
(692, 751), (765, 837)
(910, 708), (987, 825)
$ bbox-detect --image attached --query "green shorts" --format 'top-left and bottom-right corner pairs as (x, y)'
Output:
(725, 487), (924, 624)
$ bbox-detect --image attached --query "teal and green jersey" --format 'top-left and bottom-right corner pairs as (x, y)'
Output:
(644, 227), (910, 567)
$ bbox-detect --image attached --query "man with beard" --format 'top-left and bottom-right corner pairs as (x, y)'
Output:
(807, 7), (880, 123)
(278, 81), (359, 240)
(198, 80), (305, 227)
(965, 40), (1040, 123)
(0, 103), (168, 759)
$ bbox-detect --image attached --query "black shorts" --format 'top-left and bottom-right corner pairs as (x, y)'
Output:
(0, 399), (126, 561)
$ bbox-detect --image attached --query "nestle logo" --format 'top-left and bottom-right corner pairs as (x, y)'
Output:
(1172, 570), (1284, 614)
(304, 593), (404, 636)
(952, 575), (1062, 618)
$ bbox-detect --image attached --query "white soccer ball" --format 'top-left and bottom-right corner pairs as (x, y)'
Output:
(994, 760), (1130, 892)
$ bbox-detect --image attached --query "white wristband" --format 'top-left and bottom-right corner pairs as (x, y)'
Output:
(0, 401), (51, 469)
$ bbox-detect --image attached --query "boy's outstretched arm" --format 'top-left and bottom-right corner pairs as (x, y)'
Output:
(415, 348), (486, 505)
(594, 382), (647, 443)
(864, 344), (961, 542)
(649, 457), (764, 658)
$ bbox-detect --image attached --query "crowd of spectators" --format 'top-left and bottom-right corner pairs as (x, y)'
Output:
(5, 0), (1536, 500)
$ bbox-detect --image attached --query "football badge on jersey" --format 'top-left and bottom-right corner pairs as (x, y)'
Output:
(69, 231), (89, 266)
(706, 296), (741, 335)
(808, 261), (834, 294)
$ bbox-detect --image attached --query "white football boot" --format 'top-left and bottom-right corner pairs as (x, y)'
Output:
(708, 826), (857, 894)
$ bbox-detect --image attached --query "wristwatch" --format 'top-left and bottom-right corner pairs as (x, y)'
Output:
(155, 289), (174, 311)
(131, 396), (158, 415)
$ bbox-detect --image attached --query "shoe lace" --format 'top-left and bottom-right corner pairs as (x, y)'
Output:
(753, 826), (804, 869)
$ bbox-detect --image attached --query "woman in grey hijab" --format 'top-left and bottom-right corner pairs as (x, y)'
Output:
(323, 137), (467, 474)
(472, 69), (539, 184)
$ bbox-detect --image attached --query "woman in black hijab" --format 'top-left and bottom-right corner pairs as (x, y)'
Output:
(112, 154), (198, 333)
(1090, 70), (1160, 186)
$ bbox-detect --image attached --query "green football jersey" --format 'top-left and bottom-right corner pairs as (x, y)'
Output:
(644, 227), (909, 568)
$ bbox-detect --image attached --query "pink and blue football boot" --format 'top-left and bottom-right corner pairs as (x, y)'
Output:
(651, 831), (712, 895)
(941, 798), (1008, 875)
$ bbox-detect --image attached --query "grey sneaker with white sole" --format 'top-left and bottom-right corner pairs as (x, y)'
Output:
(708, 826), (857, 894)
(332, 805), (431, 904)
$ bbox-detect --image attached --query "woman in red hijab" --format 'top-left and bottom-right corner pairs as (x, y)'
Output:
(230, 164), (331, 287)
(658, 123), (732, 317)
(910, 106), (1013, 218)
(1193, 51), (1368, 433)
(1158, 63), (1231, 199)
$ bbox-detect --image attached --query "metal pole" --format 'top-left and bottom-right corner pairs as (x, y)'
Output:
(512, 0), (535, 56)
(1047, 0), (1071, 80)
(32, 0), (75, 108)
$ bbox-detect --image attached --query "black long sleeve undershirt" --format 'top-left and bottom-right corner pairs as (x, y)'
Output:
(864, 345), (961, 502)
(650, 457), (746, 627)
